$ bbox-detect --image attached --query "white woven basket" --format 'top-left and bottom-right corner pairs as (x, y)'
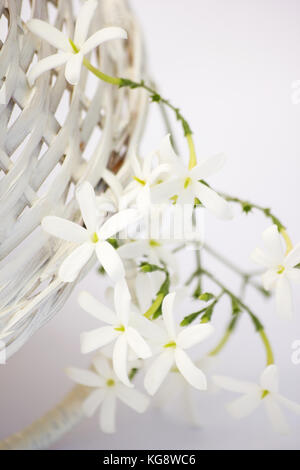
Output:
(0, 0), (148, 361)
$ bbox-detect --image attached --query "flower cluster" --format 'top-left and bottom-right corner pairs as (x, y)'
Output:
(27, 0), (300, 437)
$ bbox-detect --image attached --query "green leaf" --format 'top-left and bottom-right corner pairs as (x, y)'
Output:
(140, 262), (164, 273)
(129, 368), (138, 380)
(200, 303), (215, 323)
(180, 309), (205, 326)
(192, 285), (202, 299)
(231, 297), (242, 315)
(199, 292), (215, 302)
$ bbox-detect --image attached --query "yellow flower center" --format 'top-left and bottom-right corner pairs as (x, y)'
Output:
(261, 390), (270, 399)
(149, 239), (161, 247)
(106, 379), (115, 387)
(133, 176), (146, 186)
(184, 177), (192, 189)
(164, 341), (176, 348)
(114, 325), (125, 332)
(277, 265), (285, 274)
(91, 232), (99, 244)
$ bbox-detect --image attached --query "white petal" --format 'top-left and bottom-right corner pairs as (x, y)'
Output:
(65, 51), (83, 85)
(144, 350), (174, 396)
(251, 247), (275, 268)
(148, 164), (173, 185)
(76, 182), (98, 233)
(119, 187), (140, 210)
(66, 367), (104, 387)
(174, 348), (207, 390)
(96, 241), (125, 282)
(102, 169), (123, 201)
(42, 216), (88, 243)
(213, 375), (260, 394)
(285, 242), (300, 268)
(262, 225), (284, 265)
(27, 53), (71, 86)
(78, 291), (116, 324)
(261, 269), (278, 290)
(92, 355), (114, 379)
(130, 311), (165, 342)
(74, 0), (98, 46)
(96, 195), (116, 214)
(162, 292), (177, 340)
(263, 395), (290, 434)
(190, 153), (226, 180)
(126, 327), (152, 359)
(275, 276), (293, 319)
(81, 27), (128, 55)
(286, 267), (300, 284)
(227, 393), (261, 419)
(98, 209), (138, 240)
(177, 323), (214, 350)
(118, 240), (149, 260)
(113, 335), (132, 387)
(59, 243), (94, 282)
(151, 179), (182, 204)
(82, 389), (106, 417)
(116, 384), (149, 413)
(193, 182), (233, 220)
(276, 394), (300, 415)
(114, 278), (131, 326)
(134, 272), (156, 313)
(260, 365), (279, 393)
(100, 394), (117, 433)
(27, 19), (71, 52)
(80, 326), (118, 354)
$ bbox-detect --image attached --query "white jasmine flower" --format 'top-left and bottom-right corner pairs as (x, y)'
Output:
(66, 355), (149, 433)
(27, 0), (127, 85)
(213, 365), (300, 434)
(79, 279), (153, 387)
(120, 149), (172, 210)
(251, 225), (300, 318)
(144, 292), (214, 395)
(42, 182), (137, 282)
(152, 135), (233, 220)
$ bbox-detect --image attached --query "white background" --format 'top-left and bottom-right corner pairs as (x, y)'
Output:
(1, 0), (300, 450)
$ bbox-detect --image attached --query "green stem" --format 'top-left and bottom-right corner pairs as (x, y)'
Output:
(200, 268), (274, 365)
(69, 40), (122, 86)
(83, 58), (121, 86)
(259, 329), (275, 365)
(144, 293), (164, 319)
(78, 50), (197, 166)
(203, 243), (269, 297)
(209, 329), (231, 356)
(209, 313), (241, 356)
(220, 193), (285, 232)
(187, 133), (197, 169)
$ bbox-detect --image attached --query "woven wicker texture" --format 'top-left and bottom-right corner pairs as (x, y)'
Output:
(0, 0), (147, 359)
